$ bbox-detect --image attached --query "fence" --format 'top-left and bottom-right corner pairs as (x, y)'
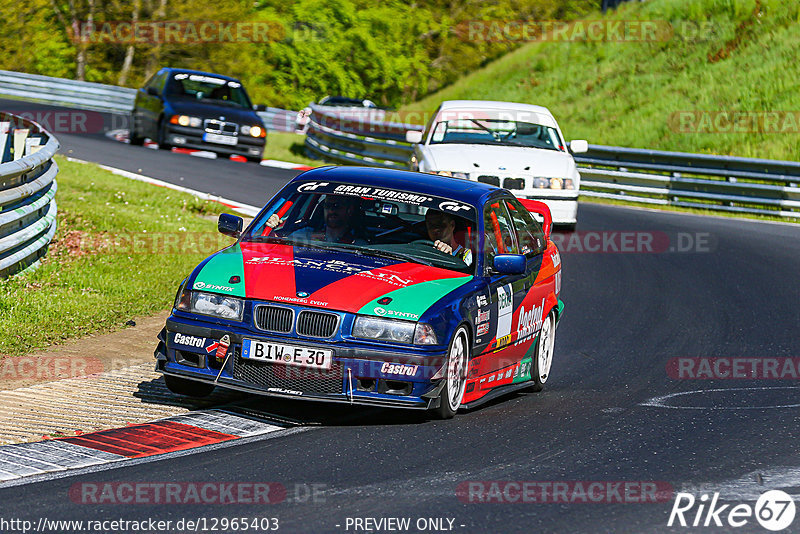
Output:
(303, 106), (800, 220)
(0, 70), (298, 132)
(0, 112), (60, 278)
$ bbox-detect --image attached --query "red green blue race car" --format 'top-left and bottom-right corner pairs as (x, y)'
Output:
(155, 166), (564, 418)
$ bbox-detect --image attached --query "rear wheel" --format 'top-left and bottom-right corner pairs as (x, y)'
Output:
(530, 309), (556, 392)
(164, 374), (215, 397)
(128, 115), (144, 146)
(432, 325), (469, 419)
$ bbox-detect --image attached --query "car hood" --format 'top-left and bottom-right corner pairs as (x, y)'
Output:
(189, 242), (472, 320)
(425, 144), (574, 177)
(167, 99), (262, 125)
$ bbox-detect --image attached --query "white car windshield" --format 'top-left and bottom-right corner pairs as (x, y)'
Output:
(429, 119), (564, 151)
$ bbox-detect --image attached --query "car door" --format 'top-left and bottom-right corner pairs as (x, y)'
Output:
(477, 198), (529, 387)
(503, 197), (549, 381)
(135, 70), (166, 139)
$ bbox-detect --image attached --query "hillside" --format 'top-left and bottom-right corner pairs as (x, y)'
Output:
(401, 0), (800, 160)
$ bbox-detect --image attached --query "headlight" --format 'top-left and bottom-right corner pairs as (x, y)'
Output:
(176, 289), (244, 321)
(352, 316), (438, 345)
(435, 170), (469, 179)
(533, 177), (574, 190)
(241, 125), (265, 137)
(171, 115), (202, 128)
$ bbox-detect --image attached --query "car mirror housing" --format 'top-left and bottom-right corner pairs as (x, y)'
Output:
(406, 130), (423, 144)
(146, 86), (160, 97)
(493, 254), (526, 275)
(569, 139), (589, 153)
(218, 213), (243, 238)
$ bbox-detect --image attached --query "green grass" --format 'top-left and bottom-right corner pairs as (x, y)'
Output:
(401, 0), (800, 160)
(263, 131), (321, 167)
(0, 156), (239, 357)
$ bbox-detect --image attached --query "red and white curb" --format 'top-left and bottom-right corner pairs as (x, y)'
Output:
(0, 410), (284, 482)
(107, 129), (316, 171)
(65, 157), (262, 217)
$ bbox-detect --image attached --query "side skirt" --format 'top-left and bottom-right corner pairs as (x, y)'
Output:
(460, 381), (536, 410)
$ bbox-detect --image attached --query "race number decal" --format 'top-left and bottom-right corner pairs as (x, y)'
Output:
(496, 284), (513, 340)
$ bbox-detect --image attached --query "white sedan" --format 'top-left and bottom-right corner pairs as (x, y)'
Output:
(407, 100), (587, 229)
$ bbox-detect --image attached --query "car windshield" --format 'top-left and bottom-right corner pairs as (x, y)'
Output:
(429, 118), (564, 151)
(243, 182), (479, 274)
(166, 73), (251, 108)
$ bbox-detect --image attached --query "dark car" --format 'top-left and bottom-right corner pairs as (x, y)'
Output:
(130, 68), (266, 161)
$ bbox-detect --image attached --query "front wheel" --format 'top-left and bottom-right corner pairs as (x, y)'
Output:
(530, 309), (556, 392)
(156, 118), (171, 150)
(164, 374), (215, 397)
(128, 116), (144, 146)
(432, 325), (469, 419)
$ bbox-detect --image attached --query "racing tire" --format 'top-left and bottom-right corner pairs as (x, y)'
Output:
(530, 309), (556, 392)
(156, 118), (171, 150)
(128, 118), (144, 146)
(432, 325), (469, 419)
(163, 374), (215, 398)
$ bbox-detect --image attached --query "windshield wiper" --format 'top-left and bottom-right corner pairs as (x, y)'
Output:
(360, 248), (434, 267)
(468, 119), (502, 142)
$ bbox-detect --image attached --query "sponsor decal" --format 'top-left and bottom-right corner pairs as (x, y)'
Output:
(551, 250), (561, 268)
(333, 184), (434, 205)
(476, 294), (488, 307)
(193, 281), (234, 293)
(555, 270), (561, 296)
(513, 359), (532, 383)
(377, 297), (392, 305)
(515, 298), (545, 346)
(380, 203), (393, 214)
(439, 200), (470, 213)
(229, 275), (241, 284)
(245, 256), (412, 287)
(477, 323), (490, 336)
(267, 387), (303, 395)
(297, 181), (329, 192)
(373, 306), (419, 320)
(462, 249), (473, 267)
(496, 334), (513, 349)
(173, 333), (206, 348)
(475, 308), (490, 325)
(380, 363), (419, 377)
(273, 295), (328, 307)
(496, 284), (513, 338)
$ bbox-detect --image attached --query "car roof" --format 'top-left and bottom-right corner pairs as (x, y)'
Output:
(292, 166), (502, 206)
(439, 99), (554, 118)
(161, 68), (241, 83)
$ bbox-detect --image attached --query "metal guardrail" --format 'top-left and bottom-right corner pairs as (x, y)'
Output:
(0, 70), (298, 132)
(0, 112), (60, 277)
(304, 107), (800, 220)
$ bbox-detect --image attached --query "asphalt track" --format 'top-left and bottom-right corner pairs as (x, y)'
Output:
(2, 99), (800, 533)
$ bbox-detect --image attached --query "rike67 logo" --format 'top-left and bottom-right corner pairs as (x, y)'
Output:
(668, 490), (796, 531)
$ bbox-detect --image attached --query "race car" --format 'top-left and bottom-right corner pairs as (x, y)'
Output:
(154, 166), (564, 418)
(406, 100), (588, 229)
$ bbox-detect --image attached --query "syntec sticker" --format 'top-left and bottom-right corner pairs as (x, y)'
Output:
(496, 284), (513, 339)
(374, 306), (419, 320)
(193, 281), (234, 293)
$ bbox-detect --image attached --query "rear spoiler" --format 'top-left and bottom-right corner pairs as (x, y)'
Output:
(518, 198), (552, 240)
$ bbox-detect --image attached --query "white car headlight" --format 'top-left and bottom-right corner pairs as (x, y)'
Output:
(353, 316), (438, 345)
(533, 177), (574, 190)
(241, 125), (264, 137)
(435, 170), (469, 180)
(173, 115), (202, 128)
(176, 289), (244, 321)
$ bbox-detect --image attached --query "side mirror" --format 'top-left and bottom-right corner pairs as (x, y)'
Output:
(493, 254), (526, 275)
(253, 104), (267, 111)
(218, 213), (243, 238)
(569, 139), (588, 154)
(517, 198), (552, 240)
(146, 86), (160, 97)
(405, 130), (423, 144)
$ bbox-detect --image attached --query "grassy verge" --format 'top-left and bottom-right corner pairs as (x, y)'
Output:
(401, 0), (800, 161)
(0, 156), (238, 357)
(263, 131), (321, 167)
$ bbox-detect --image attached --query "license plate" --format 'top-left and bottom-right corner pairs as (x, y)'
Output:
(203, 132), (238, 146)
(241, 339), (332, 370)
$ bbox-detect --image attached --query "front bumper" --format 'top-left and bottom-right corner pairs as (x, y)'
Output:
(164, 124), (265, 158)
(155, 314), (448, 410)
(519, 195), (578, 224)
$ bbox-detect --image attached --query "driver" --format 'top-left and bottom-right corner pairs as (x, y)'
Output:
(425, 209), (473, 266)
(266, 195), (366, 244)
